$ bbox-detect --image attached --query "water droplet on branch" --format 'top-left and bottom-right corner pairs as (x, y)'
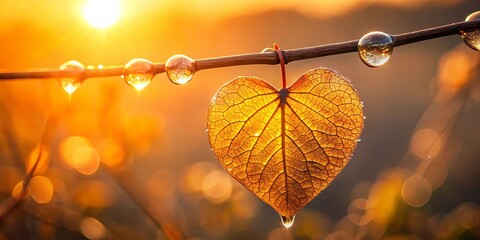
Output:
(461, 11), (480, 51)
(358, 31), (394, 67)
(165, 54), (195, 85)
(58, 60), (85, 94)
(280, 215), (295, 228)
(122, 58), (154, 91)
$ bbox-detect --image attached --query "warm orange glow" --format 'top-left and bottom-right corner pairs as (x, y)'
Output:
(97, 138), (125, 168)
(80, 217), (107, 240)
(83, 0), (120, 29)
(146, 170), (174, 200)
(73, 181), (114, 208)
(25, 145), (50, 174)
(231, 191), (259, 219)
(402, 175), (432, 207)
(411, 128), (442, 160)
(72, 147), (100, 175)
(181, 161), (216, 195)
(347, 198), (374, 226)
(0, 166), (22, 193)
(60, 136), (92, 168)
(418, 160), (448, 190)
(29, 176), (54, 203)
(12, 181), (30, 200)
(437, 46), (479, 99)
(202, 170), (233, 203)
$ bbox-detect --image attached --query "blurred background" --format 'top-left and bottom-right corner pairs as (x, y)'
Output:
(0, 0), (480, 239)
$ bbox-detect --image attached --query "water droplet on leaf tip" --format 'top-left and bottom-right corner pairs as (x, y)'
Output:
(58, 60), (85, 94)
(461, 11), (480, 51)
(165, 54), (195, 85)
(123, 58), (154, 91)
(358, 31), (393, 67)
(280, 215), (295, 228)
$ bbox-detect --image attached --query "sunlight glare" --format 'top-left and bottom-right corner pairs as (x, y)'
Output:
(84, 0), (121, 29)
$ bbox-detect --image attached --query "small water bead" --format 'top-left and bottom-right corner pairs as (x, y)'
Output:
(280, 215), (295, 228)
(165, 54), (195, 85)
(122, 58), (154, 91)
(461, 11), (480, 51)
(58, 60), (85, 94)
(358, 31), (394, 67)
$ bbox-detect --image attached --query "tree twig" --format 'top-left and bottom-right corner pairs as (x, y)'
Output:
(0, 19), (478, 81)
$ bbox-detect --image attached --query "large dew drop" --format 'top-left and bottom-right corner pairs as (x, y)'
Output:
(165, 54), (195, 85)
(122, 58), (154, 91)
(358, 31), (394, 67)
(280, 215), (295, 229)
(58, 60), (85, 94)
(461, 11), (480, 51)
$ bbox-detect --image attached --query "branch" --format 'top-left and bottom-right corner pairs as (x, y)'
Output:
(0, 20), (478, 80)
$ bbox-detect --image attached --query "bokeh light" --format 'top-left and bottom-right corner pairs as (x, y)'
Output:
(12, 180), (30, 200)
(202, 169), (233, 203)
(402, 175), (432, 207)
(180, 161), (217, 202)
(411, 128), (442, 160)
(80, 217), (108, 240)
(72, 146), (100, 175)
(29, 176), (54, 203)
(97, 138), (125, 168)
(60, 136), (92, 168)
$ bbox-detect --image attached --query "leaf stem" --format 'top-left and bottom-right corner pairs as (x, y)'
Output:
(274, 43), (287, 89)
(0, 20), (478, 80)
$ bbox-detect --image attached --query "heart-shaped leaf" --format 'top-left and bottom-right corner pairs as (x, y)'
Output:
(207, 68), (364, 220)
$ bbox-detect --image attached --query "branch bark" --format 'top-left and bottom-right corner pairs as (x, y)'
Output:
(0, 20), (478, 80)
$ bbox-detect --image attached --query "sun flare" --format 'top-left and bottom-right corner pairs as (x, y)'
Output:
(84, 0), (121, 29)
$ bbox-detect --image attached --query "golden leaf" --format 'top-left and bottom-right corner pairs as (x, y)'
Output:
(207, 68), (364, 219)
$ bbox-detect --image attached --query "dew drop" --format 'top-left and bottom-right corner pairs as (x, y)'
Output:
(461, 11), (480, 51)
(358, 31), (393, 67)
(58, 60), (85, 94)
(122, 58), (154, 91)
(280, 215), (295, 228)
(165, 54), (195, 85)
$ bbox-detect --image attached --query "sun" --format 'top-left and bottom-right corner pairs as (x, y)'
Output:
(83, 0), (121, 29)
